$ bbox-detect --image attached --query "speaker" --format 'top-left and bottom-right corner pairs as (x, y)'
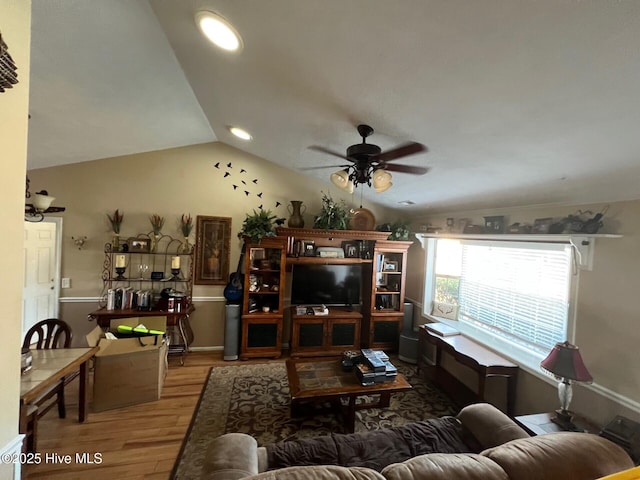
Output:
(398, 302), (419, 364)
(224, 304), (241, 361)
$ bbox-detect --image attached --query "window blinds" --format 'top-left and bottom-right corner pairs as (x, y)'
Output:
(456, 240), (572, 354)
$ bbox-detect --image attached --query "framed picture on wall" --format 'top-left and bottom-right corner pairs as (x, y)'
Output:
(128, 237), (150, 253)
(194, 216), (232, 285)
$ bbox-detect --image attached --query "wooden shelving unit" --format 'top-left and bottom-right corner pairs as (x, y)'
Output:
(240, 236), (287, 360)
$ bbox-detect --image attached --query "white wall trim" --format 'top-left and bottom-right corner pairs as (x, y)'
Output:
(190, 346), (223, 352)
(1, 434), (25, 480)
(60, 296), (227, 303)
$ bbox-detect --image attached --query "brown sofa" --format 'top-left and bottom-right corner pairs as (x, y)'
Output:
(203, 403), (633, 480)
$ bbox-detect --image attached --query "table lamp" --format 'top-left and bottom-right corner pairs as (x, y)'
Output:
(540, 341), (593, 428)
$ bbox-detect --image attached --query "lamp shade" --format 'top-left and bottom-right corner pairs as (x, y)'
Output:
(540, 341), (593, 383)
(374, 181), (392, 193)
(330, 169), (351, 190)
(32, 193), (55, 211)
(372, 169), (392, 188)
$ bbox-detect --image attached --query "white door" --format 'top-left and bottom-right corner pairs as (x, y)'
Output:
(23, 220), (60, 338)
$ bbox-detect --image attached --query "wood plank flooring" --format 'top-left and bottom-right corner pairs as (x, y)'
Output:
(23, 351), (269, 480)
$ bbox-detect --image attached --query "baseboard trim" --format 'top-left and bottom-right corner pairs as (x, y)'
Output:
(189, 346), (223, 352)
(0, 434), (25, 480)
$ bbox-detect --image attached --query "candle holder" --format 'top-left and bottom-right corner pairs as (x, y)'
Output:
(170, 268), (181, 281)
(115, 266), (127, 280)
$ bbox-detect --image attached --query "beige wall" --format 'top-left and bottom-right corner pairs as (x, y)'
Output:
(408, 200), (640, 425)
(28, 142), (396, 350)
(0, 0), (30, 460)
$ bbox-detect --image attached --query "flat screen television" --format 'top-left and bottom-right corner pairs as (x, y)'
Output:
(291, 264), (361, 307)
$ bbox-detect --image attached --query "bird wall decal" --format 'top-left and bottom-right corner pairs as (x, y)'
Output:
(224, 172), (230, 177)
(214, 162), (220, 168)
(227, 162), (232, 168)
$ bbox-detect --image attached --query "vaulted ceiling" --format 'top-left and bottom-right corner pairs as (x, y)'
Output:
(26, 0), (640, 213)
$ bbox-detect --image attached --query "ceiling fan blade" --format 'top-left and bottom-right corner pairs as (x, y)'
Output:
(308, 145), (351, 161)
(376, 142), (427, 162)
(300, 164), (349, 171)
(384, 164), (430, 175)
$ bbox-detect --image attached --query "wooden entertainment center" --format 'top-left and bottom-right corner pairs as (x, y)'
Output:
(239, 227), (412, 360)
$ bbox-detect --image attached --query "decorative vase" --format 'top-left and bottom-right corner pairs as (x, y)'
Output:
(151, 233), (161, 253)
(182, 237), (191, 254)
(287, 200), (306, 228)
(112, 234), (120, 252)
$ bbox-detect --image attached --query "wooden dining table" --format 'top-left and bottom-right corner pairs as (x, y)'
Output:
(20, 347), (99, 448)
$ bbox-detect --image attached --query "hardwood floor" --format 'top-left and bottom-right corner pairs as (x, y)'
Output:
(23, 351), (259, 480)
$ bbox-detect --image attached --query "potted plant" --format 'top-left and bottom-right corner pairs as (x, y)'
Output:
(149, 214), (165, 252)
(180, 213), (193, 253)
(107, 209), (124, 251)
(388, 221), (410, 241)
(313, 192), (351, 230)
(239, 209), (277, 243)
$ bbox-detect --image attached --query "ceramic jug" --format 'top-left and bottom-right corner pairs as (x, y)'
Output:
(287, 200), (306, 228)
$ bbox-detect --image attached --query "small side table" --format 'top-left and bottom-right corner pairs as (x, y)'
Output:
(514, 412), (600, 436)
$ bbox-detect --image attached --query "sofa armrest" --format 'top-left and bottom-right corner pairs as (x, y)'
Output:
(481, 432), (635, 480)
(203, 433), (259, 480)
(457, 403), (529, 450)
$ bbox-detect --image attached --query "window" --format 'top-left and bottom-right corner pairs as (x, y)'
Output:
(424, 238), (577, 362)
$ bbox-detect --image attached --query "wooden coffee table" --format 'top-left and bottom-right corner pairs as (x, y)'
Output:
(285, 357), (412, 432)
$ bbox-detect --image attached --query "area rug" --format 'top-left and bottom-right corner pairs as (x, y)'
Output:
(171, 359), (460, 479)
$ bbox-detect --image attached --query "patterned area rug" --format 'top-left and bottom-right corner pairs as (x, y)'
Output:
(171, 358), (460, 479)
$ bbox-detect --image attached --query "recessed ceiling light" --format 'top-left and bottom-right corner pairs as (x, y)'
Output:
(195, 11), (243, 52)
(229, 126), (252, 140)
(398, 200), (415, 206)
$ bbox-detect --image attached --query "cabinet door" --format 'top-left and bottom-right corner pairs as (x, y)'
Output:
(328, 318), (360, 351)
(241, 316), (282, 359)
(369, 317), (402, 350)
(292, 317), (326, 354)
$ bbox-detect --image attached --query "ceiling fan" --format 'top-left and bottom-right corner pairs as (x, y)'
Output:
(308, 124), (429, 193)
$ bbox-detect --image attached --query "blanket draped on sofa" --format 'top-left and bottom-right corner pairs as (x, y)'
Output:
(266, 416), (474, 472)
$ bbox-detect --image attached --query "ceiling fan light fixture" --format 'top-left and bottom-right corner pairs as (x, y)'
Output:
(195, 10), (243, 52)
(346, 179), (355, 194)
(372, 169), (392, 189)
(374, 182), (393, 193)
(330, 169), (351, 190)
(229, 126), (252, 140)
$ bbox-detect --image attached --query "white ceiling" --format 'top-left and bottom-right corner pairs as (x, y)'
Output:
(27, 0), (640, 213)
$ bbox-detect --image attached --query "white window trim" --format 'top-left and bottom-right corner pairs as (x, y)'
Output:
(419, 235), (580, 376)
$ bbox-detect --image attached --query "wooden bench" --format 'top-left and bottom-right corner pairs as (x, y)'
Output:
(417, 325), (518, 415)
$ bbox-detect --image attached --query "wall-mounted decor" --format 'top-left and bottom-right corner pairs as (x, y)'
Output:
(0, 31), (19, 92)
(195, 216), (231, 285)
(128, 237), (150, 253)
(532, 217), (553, 234)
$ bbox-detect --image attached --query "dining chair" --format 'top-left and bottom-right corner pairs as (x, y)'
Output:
(22, 318), (77, 419)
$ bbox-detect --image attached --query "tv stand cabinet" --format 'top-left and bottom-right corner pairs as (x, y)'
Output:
(272, 228), (412, 354)
(290, 307), (362, 357)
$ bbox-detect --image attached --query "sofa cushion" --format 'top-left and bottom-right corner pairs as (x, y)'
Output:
(245, 465), (385, 480)
(266, 416), (473, 472)
(381, 452), (509, 480)
(481, 432), (635, 480)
